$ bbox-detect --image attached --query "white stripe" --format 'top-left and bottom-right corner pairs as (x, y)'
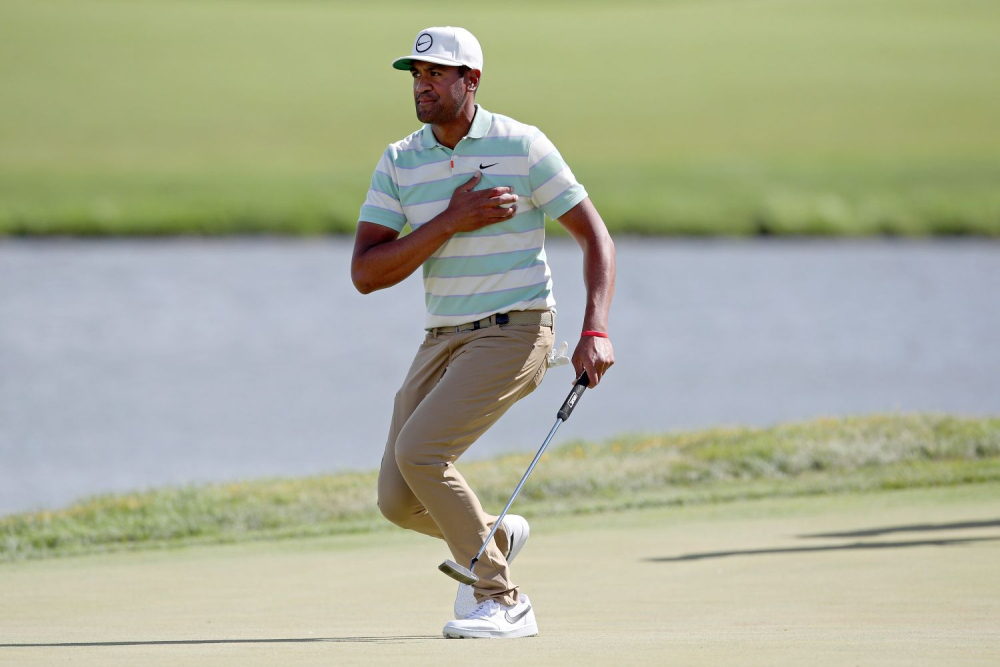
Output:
(515, 199), (536, 214)
(395, 160), (452, 188)
(364, 190), (403, 215)
(434, 227), (545, 259)
(528, 134), (557, 169)
(402, 199), (451, 226)
(409, 203), (539, 235)
(389, 131), (424, 154)
(490, 116), (541, 138)
(531, 165), (579, 208)
(424, 263), (550, 297)
(453, 156), (528, 177)
(376, 152), (395, 175)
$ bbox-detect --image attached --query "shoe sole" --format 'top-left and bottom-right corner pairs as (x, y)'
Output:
(442, 622), (539, 639)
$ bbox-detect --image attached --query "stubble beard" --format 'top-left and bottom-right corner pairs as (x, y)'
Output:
(415, 86), (468, 125)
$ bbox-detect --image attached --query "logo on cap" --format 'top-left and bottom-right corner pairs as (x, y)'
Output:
(415, 33), (433, 53)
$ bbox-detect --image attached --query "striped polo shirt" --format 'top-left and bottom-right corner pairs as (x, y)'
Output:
(359, 105), (588, 329)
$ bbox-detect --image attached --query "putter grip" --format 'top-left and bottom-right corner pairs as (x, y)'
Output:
(557, 371), (589, 421)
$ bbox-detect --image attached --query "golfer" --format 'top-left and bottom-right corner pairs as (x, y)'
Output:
(352, 26), (615, 639)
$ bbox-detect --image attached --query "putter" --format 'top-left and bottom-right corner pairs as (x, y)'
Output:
(438, 370), (591, 585)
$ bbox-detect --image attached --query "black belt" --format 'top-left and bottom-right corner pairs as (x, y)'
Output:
(429, 310), (554, 335)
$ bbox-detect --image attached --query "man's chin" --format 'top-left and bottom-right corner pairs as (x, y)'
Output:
(416, 107), (441, 124)
(416, 105), (461, 126)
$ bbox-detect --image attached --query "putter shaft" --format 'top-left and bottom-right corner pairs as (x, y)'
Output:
(439, 371), (590, 584)
(469, 418), (563, 569)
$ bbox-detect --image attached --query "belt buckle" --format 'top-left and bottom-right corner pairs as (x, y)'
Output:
(445, 313), (506, 335)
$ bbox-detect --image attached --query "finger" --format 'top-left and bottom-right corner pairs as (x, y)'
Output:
(574, 361), (599, 387)
(490, 186), (514, 196)
(457, 171), (482, 192)
(494, 192), (519, 206)
(495, 204), (517, 219)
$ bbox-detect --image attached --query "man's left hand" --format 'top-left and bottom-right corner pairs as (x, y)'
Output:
(572, 335), (615, 388)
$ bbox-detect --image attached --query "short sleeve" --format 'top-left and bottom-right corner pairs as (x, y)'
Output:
(358, 149), (407, 232)
(527, 132), (588, 220)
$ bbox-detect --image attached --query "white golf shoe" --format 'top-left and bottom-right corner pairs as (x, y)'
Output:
(442, 594), (538, 639)
(454, 515), (531, 618)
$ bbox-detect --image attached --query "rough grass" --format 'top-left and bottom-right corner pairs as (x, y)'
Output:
(2, 414), (998, 562)
(1, 0), (999, 236)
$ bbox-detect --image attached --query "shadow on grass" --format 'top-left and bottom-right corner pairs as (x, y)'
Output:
(798, 519), (1000, 539)
(646, 536), (1000, 562)
(0, 636), (440, 648)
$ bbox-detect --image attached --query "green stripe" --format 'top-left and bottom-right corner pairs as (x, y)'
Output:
(476, 174), (531, 198)
(371, 171), (398, 199)
(359, 205), (406, 231)
(455, 210), (544, 238)
(528, 150), (569, 189)
(394, 146), (450, 170)
(424, 248), (543, 279)
(539, 184), (588, 220)
(426, 282), (550, 317)
(399, 175), (466, 205)
(401, 175), (532, 207)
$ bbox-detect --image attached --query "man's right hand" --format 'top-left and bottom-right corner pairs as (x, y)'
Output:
(440, 171), (518, 233)
(352, 173), (518, 294)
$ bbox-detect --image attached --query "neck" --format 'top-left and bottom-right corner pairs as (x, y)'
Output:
(431, 102), (477, 149)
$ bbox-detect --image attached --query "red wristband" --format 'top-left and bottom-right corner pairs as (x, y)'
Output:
(581, 330), (609, 338)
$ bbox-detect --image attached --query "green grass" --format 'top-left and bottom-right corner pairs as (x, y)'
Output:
(2, 414), (998, 562)
(1, 0), (999, 235)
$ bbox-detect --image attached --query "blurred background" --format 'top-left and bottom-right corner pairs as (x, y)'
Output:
(1, 0), (998, 515)
(2, 0), (999, 235)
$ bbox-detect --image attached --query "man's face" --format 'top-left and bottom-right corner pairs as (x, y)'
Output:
(411, 61), (470, 125)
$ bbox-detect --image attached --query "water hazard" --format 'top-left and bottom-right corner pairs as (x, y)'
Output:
(1, 238), (998, 514)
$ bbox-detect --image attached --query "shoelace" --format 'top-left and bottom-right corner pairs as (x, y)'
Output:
(467, 599), (501, 620)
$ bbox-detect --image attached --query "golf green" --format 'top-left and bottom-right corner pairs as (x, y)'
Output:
(2, 484), (997, 665)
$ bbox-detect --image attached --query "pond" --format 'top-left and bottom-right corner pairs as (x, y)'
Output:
(1, 237), (997, 514)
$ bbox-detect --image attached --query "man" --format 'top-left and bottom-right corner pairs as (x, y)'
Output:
(352, 26), (615, 639)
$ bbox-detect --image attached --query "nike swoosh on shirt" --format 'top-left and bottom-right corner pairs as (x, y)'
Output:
(479, 162), (499, 170)
(505, 604), (532, 624)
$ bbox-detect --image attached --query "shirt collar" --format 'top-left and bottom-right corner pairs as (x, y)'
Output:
(420, 105), (493, 149)
(467, 105), (492, 139)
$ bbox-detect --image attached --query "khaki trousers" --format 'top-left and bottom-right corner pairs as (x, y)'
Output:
(377, 317), (555, 605)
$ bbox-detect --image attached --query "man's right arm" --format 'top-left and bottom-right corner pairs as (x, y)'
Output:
(351, 171), (519, 294)
(351, 219), (454, 294)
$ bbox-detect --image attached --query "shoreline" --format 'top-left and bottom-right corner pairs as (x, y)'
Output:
(3, 413), (997, 562)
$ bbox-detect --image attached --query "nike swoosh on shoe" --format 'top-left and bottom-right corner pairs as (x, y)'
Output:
(504, 604), (532, 624)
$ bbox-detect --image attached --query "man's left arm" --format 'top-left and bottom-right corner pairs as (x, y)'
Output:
(557, 197), (616, 388)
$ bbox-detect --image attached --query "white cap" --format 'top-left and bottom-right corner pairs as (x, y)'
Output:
(392, 26), (483, 72)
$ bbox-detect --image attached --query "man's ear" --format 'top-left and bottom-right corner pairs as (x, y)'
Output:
(466, 69), (481, 91)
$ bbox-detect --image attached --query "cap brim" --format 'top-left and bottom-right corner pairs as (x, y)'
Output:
(392, 54), (466, 71)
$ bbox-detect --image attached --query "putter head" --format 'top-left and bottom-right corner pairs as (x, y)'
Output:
(438, 559), (479, 585)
